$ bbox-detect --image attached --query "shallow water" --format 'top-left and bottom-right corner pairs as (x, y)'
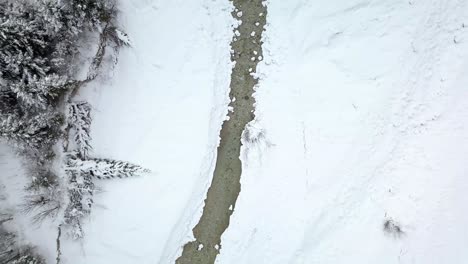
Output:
(176, 1), (267, 263)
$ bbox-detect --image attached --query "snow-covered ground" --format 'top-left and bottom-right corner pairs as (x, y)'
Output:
(2, 0), (468, 263)
(218, 0), (468, 263)
(60, 0), (234, 263)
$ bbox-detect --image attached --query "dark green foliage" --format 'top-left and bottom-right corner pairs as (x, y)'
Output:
(0, 2), (61, 79)
(0, 0), (121, 113)
(0, 112), (62, 155)
(62, 0), (116, 29)
(0, 90), (20, 115)
(0, 1), (75, 111)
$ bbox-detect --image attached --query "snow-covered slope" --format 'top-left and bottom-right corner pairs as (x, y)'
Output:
(217, 0), (468, 263)
(61, 0), (234, 263)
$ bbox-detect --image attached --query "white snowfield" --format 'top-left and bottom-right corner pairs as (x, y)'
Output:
(2, 0), (468, 263)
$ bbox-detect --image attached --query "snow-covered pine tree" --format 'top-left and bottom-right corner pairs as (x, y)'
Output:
(1, 0), (139, 245)
(0, 2), (52, 80)
(63, 173), (95, 239)
(22, 168), (61, 224)
(0, 228), (17, 263)
(68, 102), (92, 159)
(0, 1), (73, 110)
(0, 223), (44, 264)
(10, 255), (44, 264)
(62, 151), (148, 238)
(88, 158), (150, 179)
(0, 192), (16, 263)
(61, 0), (116, 30)
(1, 1), (50, 114)
(63, 171), (86, 239)
(0, 112), (62, 155)
(0, 109), (62, 224)
(66, 153), (150, 180)
(10, 74), (70, 110)
(0, 90), (20, 115)
(63, 153), (95, 239)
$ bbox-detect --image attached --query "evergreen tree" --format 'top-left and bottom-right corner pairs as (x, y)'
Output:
(0, 1), (66, 80)
(0, 229), (17, 263)
(68, 102), (92, 159)
(0, 0), (83, 111)
(61, 0), (116, 30)
(0, 90), (20, 115)
(63, 169), (94, 239)
(63, 152), (148, 238)
(22, 168), (61, 224)
(10, 74), (69, 110)
(0, 224), (44, 264)
(0, 112), (62, 152)
(0, 0), (142, 247)
(63, 153), (95, 239)
(11, 255), (44, 264)
(66, 153), (150, 180)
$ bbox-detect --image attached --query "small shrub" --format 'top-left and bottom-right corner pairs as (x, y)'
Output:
(383, 218), (404, 237)
(243, 122), (266, 145)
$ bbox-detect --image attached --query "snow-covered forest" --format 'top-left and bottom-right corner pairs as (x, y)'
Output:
(0, 1), (145, 263)
(1, 0), (468, 263)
